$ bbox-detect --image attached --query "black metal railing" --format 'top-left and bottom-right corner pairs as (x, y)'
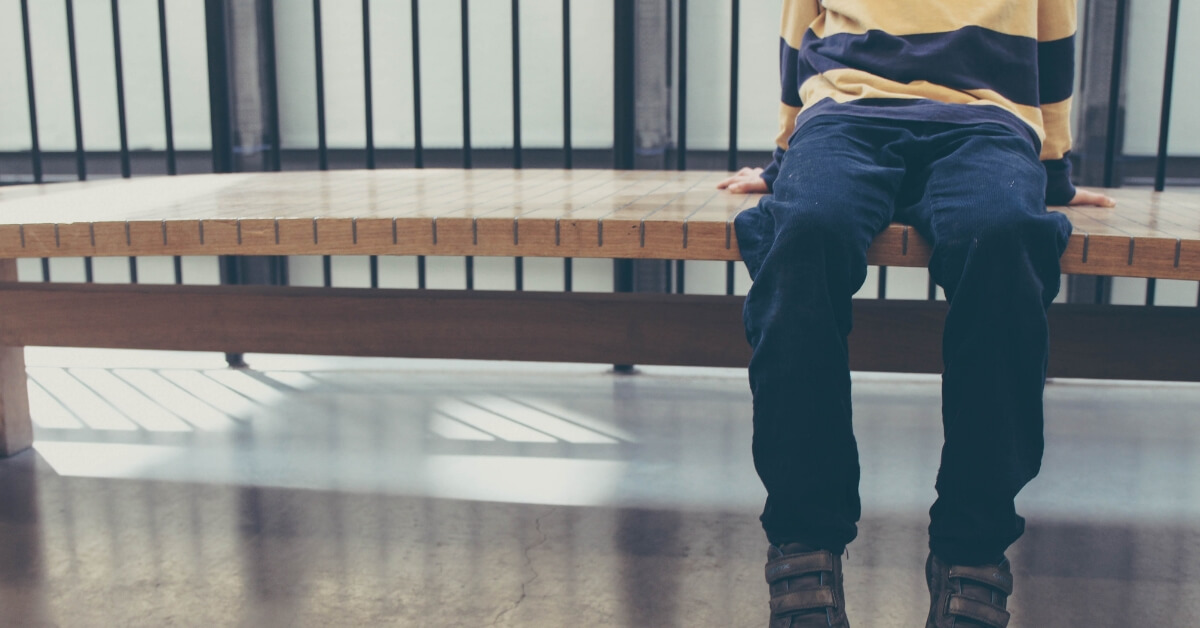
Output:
(3, 0), (1196, 307)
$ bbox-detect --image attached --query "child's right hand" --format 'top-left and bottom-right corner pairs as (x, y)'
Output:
(1068, 188), (1117, 208)
(717, 167), (768, 194)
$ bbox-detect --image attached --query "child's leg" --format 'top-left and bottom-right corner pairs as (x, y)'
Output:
(896, 124), (1072, 566)
(735, 116), (908, 553)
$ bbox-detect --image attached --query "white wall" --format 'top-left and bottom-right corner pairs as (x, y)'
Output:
(272, 0), (613, 150)
(0, 0), (211, 152)
(1123, 0), (1200, 156)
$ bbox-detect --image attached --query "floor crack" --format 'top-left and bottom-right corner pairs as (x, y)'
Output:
(492, 507), (555, 626)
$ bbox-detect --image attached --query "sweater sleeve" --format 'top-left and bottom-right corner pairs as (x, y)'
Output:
(761, 0), (821, 192)
(1038, 0), (1078, 206)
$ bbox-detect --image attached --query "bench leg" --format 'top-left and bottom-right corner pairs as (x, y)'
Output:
(0, 260), (32, 457)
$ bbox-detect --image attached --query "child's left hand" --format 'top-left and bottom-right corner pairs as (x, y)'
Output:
(1069, 189), (1116, 207)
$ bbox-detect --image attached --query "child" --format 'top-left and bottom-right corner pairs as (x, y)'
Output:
(718, 2), (1114, 626)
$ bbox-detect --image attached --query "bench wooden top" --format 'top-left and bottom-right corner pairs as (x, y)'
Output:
(0, 169), (1197, 280)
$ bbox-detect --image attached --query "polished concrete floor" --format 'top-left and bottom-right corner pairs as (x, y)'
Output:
(2, 348), (1199, 627)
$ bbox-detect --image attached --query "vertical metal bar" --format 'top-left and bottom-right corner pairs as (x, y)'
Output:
(1154, 0), (1181, 192)
(110, 0), (131, 178)
(174, 256), (183, 284)
(263, 0), (282, 172)
(322, 255), (332, 288)
(218, 256), (247, 367)
(111, 0), (136, 286)
(362, 0), (376, 170)
(41, 260), (50, 283)
(725, 260), (735, 296)
(877, 266), (888, 299)
(610, 1), (636, 371)
(205, 0), (234, 174)
(460, 0), (472, 168)
(276, 256), (289, 284)
(563, 258), (573, 292)
(615, 260), (635, 291)
(65, 0), (87, 180)
(676, 0), (687, 171)
(20, 0), (42, 183)
(1102, 0), (1128, 188)
(313, 0), (328, 171)
(369, 255), (379, 288)
(613, 0), (635, 170)
(514, 257), (524, 291)
(727, 0), (739, 172)
(1145, 278), (1157, 306)
(417, 255), (427, 288)
(561, 0), (572, 169)
(614, 258), (635, 372)
(410, 0), (424, 168)
(674, 259), (685, 294)
(465, 256), (475, 290)
(84, 258), (93, 283)
(511, 0), (522, 169)
(156, 0), (177, 175)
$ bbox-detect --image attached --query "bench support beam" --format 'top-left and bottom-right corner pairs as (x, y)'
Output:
(1, 282), (1198, 382)
(0, 261), (32, 458)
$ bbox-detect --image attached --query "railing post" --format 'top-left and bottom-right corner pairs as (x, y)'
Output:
(612, 0), (674, 373)
(1076, 0), (1130, 187)
(1068, 0), (1131, 304)
(612, 0), (636, 373)
(206, 0), (288, 368)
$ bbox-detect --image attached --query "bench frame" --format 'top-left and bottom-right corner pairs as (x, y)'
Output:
(2, 171), (1199, 457)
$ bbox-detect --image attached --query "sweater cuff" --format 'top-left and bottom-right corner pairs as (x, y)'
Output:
(760, 146), (786, 192)
(1043, 153), (1076, 206)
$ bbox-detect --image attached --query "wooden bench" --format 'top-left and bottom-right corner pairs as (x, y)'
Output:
(1, 169), (1198, 457)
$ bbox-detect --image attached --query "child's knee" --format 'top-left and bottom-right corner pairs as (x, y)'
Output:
(970, 212), (1070, 257)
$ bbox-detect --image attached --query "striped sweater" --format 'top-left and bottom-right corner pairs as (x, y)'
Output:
(762, 0), (1077, 205)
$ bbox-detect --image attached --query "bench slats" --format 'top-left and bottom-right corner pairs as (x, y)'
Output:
(1, 170), (1196, 280)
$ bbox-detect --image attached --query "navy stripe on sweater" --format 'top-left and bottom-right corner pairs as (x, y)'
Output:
(1037, 35), (1075, 104)
(796, 26), (1045, 107)
(780, 38), (804, 107)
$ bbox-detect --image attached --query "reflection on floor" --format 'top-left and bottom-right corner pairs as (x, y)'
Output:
(2, 349), (1199, 627)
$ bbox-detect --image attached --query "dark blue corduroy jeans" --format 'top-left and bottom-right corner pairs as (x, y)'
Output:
(735, 114), (1072, 566)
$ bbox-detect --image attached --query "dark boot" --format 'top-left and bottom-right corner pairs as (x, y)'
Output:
(925, 552), (1013, 627)
(765, 544), (849, 627)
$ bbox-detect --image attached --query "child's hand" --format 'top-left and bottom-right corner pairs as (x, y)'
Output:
(1069, 188), (1116, 207)
(718, 167), (769, 194)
